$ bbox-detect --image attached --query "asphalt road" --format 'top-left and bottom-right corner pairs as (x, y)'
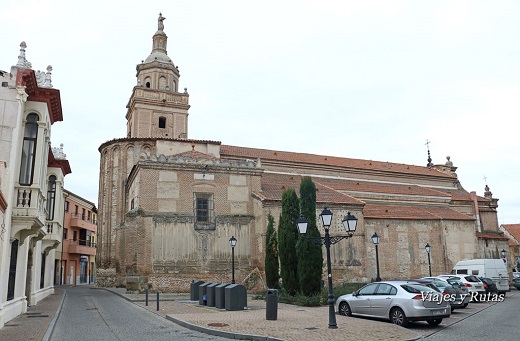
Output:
(50, 286), (229, 341)
(423, 291), (519, 340)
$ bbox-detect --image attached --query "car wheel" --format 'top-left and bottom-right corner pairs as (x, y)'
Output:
(427, 318), (442, 326)
(390, 308), (409, 327)
(338, 302), (352, 316)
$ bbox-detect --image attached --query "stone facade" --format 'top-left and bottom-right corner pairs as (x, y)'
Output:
(96, 15), (508, 293)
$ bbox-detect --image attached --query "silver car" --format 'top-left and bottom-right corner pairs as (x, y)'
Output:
(335, 281), (451, 327)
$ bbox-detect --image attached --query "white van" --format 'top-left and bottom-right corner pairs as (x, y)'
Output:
(452, 259), (510, 293)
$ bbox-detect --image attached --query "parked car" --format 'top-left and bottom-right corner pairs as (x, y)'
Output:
(443, 277), (470, 308)
(452, 259), (510, 293)
(438, 274), (486, 300)
(513, 277), (520, 290)
(415, 278), (468, 311)
(335, 281), (450, 327)
(478, 277), (498, 294)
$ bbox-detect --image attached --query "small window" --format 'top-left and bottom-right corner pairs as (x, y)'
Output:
(63, 228), (68, 240)
(73, 231), (77, 241)
(131, 198), (135, 210)
(46, 175), (57, 220)
(82, 208), (86, 220)
(64, 201), (69, 212)
(74, 205), (78, 215)
(159, 117), (166, 129)
(194, 193), (215, 229)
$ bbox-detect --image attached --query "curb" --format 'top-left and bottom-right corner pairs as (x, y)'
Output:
(42, 289), (66, 341)
(165, 314), (286, 341)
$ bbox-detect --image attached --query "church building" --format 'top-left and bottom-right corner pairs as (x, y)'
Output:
(96, 15), (508, 292)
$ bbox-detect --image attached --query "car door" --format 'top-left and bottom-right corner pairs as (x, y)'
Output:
(370, 283), (396, 317)
(350, 283), (378, 315)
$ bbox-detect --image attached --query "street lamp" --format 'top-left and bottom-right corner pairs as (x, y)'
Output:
(425, 243), (432, 277)
(229, 236), (237, 284)
(296, 208), (357, 329)
(371, 232), (381, 282)
(501, 249), (507, 258)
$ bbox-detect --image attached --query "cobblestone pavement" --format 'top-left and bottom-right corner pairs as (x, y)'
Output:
(117, 290), (420, 341)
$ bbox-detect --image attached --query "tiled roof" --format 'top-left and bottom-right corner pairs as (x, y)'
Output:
(502, 224), (520, 242)
(221, 145), (455, 179)
(439, 189), (487, 202)
(363, 204), (475, 220)
(315, 177), (450, 198)
(476, 232), (509, 240)
(255, 173), (363, 205)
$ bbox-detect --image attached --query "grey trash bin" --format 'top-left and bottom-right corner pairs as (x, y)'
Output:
(266, 289), (278, 320)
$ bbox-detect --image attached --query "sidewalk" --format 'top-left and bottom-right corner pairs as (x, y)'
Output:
(0, 288), (64, 341)
(107, 288), (420, 341)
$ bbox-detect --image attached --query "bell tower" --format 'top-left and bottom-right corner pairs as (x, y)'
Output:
(126, 13), (190, 139)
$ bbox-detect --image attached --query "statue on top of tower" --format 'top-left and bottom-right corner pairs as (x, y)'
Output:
(158, 13), (166, 31)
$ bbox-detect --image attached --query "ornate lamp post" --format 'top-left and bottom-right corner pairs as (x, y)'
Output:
(425, 243), (432, 277)
(296, 208), (357, 329)
(371, 232), (381, 282)
(229, 236), (237, 284)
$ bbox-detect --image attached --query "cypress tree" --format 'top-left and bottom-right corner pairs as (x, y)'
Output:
(278, 188), (300, 296)
(297, 177), (324, 296)
(265, 213), (280, 289)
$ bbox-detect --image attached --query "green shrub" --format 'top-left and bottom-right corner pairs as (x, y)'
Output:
(253, 282), (366, 307)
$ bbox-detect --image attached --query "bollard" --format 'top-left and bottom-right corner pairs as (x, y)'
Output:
(156, 292), (159, 311)
(145, 288), (148, 306)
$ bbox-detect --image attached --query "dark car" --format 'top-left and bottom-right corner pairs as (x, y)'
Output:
(513, 277), (520, 290)
(479, 277), (498, 294)
(415, 278), (467, 311)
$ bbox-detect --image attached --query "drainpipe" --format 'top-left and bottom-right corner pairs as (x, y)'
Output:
(60, 192), (68, 285)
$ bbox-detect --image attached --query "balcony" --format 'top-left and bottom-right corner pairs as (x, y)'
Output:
(65, 239), (97, 256)
(69, 214), (97, 232)
(11, 186), (46, 241)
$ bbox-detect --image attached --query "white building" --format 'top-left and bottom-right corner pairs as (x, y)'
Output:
(0, 42), (70, 328)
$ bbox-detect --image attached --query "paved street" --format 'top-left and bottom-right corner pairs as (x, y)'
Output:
(50, 286), (229, 341)
(423, 290), (520, 340)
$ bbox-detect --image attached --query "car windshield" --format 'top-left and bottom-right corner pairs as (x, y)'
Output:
(446, 279), (463, 287)
(401, 284), (437, 293)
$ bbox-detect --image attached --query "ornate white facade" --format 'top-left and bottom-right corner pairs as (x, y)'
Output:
(0, 42), (71, 328)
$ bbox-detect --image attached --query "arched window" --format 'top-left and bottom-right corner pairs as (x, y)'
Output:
(159, 117), (166, 129)
(159, 76), (167, 90)
(46, 175), (57, 220)
(144, 77), (151, 88)
(19, 113), (39, 185)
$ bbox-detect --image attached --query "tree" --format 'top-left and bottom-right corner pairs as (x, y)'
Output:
(265, 213), (280, 288)
(278, 188), (300, 296)
(297, 177), (324, 296)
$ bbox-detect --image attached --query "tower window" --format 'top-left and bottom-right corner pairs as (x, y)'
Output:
(159, 76), (167, 90)
(159, 117), (166, 129)
(144, 77), (151, 88)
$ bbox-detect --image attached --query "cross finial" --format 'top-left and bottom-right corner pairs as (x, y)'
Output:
(483, 175), (487, 184)
(425, 139), (433, 167)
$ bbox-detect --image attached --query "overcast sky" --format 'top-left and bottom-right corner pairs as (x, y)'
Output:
(2, 1), (519, 224)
